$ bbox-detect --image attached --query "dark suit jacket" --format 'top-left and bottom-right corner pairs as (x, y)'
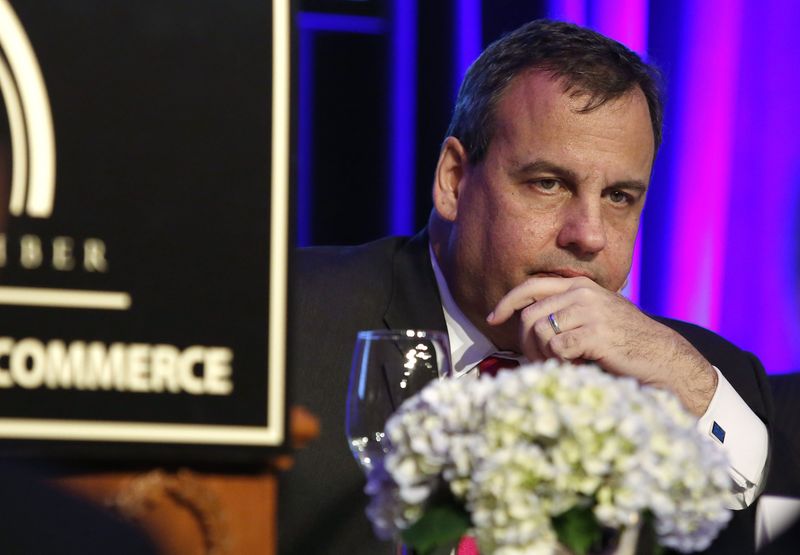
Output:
(765, 373), (800, 500)
(280, 230), (773, 555)
(758, 373), (800, 553)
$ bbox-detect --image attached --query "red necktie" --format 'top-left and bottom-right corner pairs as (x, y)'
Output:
(477, 355), (520, 377)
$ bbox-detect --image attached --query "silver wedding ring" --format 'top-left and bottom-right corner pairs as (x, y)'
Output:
(548, 313), (562, 335)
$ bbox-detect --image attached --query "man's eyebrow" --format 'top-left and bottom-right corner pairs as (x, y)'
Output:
(509, 159), (648, 192)
(607, 180), (648, 194)
(508, 159), (579, 183)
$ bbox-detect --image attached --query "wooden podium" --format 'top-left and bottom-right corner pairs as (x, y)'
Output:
(53, 407), (318, 555)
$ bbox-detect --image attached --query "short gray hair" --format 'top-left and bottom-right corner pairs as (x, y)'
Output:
(447, 19), (663, 163)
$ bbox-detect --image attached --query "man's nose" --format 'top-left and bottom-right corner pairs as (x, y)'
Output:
(556, 197), (607, 257)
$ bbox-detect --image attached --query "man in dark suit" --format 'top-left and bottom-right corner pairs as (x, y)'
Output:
(280, 20), (772, 554)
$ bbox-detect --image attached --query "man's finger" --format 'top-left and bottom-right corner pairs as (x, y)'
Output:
(521, 301), (587, 360)
(549, 327), (592, 361)
(518, 290), (586, 332)
(487, 276), (577, 324)
(520, 304), (556, 360)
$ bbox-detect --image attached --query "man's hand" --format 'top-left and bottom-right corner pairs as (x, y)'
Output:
(487, 276), (718, 416)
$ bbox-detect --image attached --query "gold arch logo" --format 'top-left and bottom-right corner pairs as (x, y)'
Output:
(0, 0), (55, 218)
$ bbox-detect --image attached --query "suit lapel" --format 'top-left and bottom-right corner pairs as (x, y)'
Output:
(383, 228), (448, 333)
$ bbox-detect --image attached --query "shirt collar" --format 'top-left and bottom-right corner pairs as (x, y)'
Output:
(429, 245), (499, 377)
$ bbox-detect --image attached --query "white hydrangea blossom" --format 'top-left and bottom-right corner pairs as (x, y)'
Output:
(365, 360), (733, 553)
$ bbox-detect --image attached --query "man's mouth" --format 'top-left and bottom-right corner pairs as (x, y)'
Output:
(532, 269), (593, 279)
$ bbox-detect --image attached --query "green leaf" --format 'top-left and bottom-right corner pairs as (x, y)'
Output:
(400, 503), (471, 555)
(553, 506), (603, 555)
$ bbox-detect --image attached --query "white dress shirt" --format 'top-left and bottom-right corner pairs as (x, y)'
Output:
(429, 248), (768, 508)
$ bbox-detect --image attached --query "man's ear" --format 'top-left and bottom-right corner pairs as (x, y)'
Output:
(432, 137), (469, 223)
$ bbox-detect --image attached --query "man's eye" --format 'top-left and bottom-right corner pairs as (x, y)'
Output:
(533, 179), (560, 191)
(608, 190), (631, 204)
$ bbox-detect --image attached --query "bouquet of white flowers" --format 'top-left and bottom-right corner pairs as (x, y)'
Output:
(365, 360), (733, 555)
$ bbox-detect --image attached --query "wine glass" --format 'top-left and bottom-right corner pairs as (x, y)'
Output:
(345, 329), (451, 472)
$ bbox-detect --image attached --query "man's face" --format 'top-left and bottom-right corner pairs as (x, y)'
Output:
(437, 70), (655, 342)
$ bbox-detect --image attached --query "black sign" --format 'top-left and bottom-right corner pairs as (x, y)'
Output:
(0, 0), (290, 457)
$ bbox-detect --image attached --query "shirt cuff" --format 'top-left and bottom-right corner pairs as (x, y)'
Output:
(696, 366), (769, 509)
